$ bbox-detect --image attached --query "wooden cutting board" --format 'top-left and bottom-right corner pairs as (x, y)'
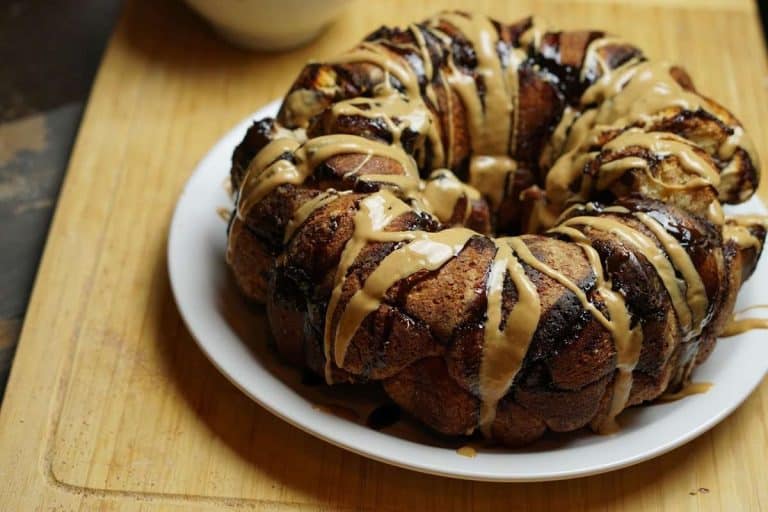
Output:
(1, 0), (766, 509)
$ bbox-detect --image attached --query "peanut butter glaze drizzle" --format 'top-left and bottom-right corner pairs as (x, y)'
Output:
(477, 237), (540, 435)
(322, 190), (413, 382)
(428, 13), (530, 210)
(657, 381), (713, 402)
(232, 12), (764, 438)
(333, 225), (477, 368)
(545, 225), (643, 432)
(720, 215), (768, 339)
(421, 169), (480, 224)
(284, 190), (352, 243)
(721, 305), (768, 337)
(543, 54), (758, 224)
(281, 12), (541, 210)
(721, 318), (768, 337)
(552, 213), (696, 334)
(724, 215), (768, 252)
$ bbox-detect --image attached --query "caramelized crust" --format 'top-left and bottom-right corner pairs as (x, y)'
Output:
(225, 12), (764, 445)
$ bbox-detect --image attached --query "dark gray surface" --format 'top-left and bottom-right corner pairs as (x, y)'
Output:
(0, 1), (123, 122)
(0, 1), (122, 398)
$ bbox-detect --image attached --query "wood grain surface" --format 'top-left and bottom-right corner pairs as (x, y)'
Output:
(0, 0), (766, 510)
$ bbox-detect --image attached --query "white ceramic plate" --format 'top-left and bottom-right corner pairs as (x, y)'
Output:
(168, 100), (768, 482)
